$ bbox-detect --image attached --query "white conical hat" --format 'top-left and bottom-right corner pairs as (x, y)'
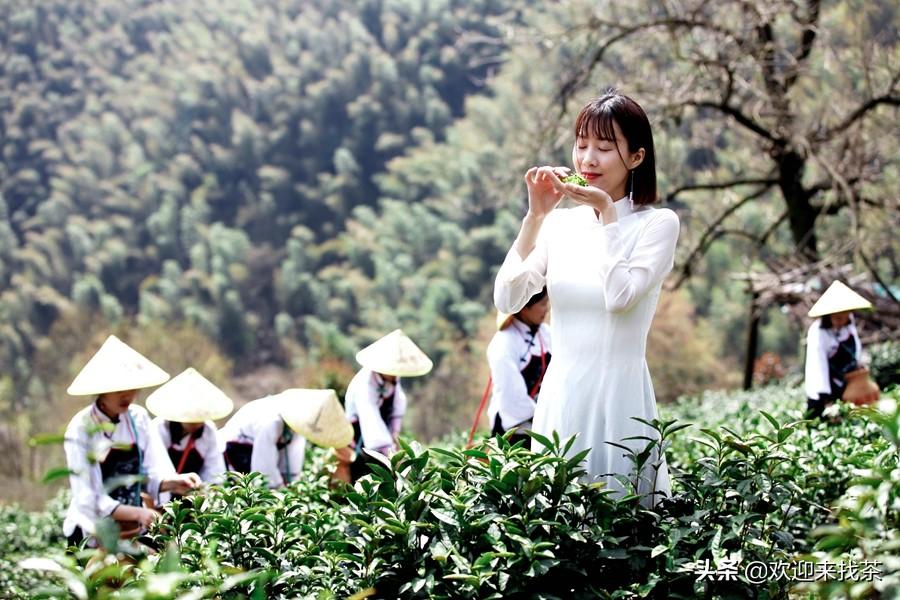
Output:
(808, 280), (873, 318)
(355, 329), (433, 377)
(67, 335), (170, 396)
(277, 388), (353, 448)
(145, 368), (234, 423)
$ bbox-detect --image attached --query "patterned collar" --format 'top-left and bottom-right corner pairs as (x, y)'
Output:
(510, 317), (540, 338)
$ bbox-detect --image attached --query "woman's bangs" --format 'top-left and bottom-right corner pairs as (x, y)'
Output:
(575, 106), (617, 142)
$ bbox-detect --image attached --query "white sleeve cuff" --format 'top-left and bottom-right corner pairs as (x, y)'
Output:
(494, 247), (546, 314)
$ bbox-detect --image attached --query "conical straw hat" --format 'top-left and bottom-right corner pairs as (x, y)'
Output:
(67, 335), (170, 396)
(145, 368), (234, 423)
(808, 280), (873, 318)
(277, 388), (353, 448)
(355, 329), (433, 377)
(496, 311), (514, 331)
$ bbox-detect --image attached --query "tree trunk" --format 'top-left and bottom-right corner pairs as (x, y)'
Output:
(777, 150), (819, 260)
(743, 288), (760, 391)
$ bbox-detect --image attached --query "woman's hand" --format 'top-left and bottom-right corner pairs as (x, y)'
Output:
(112, 504), (158, 528)
(161, 472), (203, 495)
(524, 166), (569, 220)
(563, 183), (613, 212)
(134, 506), (158, 528)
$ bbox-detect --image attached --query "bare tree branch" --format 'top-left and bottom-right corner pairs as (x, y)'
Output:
(859, 249), (900, 307)
(755, 20), (784, 104)
(675, 99), (780, 141)
(556, 16), (744, 114)
(758, 209), (789, 245)
(784, 0), (821, 89)
(666, 177), (778, 203)
(671, 183), (775, 288)
(805, 176), (860, 197)
(815, 93), (900, 141)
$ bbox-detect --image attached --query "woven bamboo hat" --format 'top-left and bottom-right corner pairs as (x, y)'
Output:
(145, 368), (234, 423)
(808, 281), (873, 318)
(278, 388), (353, 448)
(355, 329), (433, 377)
(67, 335), (170, 396)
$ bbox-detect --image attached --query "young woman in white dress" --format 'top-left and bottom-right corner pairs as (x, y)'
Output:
(494, 91), (679, 504)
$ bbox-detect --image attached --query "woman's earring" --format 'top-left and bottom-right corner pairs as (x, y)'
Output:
(628, 170), (634, 210)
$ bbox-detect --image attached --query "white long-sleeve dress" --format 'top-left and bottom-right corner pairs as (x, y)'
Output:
(494, 199), (679, 502)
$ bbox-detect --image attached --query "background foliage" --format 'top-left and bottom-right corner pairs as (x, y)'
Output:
(1, 0), (897, 504)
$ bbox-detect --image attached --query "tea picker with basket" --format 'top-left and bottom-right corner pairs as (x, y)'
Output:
(805, 281), (881, 418)
(62, 336), (202, 546)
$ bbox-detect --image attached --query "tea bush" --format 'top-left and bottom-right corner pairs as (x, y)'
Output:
(148, 456), (354, 597)
(6, 384), (898, 598)
(869, 340), (900, 390)
(798, 390), (900, 599)
(664, 387), (889, 545)
(0, 490), (67, 597)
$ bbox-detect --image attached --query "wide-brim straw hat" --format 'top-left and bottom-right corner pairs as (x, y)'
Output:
(808, 280), (873, 318)
(355, 329), (433, 377)
(277, 388), (353, 448)
(145, 368), (234, 423)
(67, 335), (170, 396)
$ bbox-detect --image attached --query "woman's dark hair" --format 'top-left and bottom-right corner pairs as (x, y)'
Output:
(523, 286), (548, 308)
(573, 90), (658, 206)
(168, 420), (204, 441)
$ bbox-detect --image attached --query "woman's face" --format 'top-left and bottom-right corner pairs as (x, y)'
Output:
(180, 421), (204, 434)
(830, 311), (851, 328)
(517, 296), (550, 327)
(98, 389), (138, 417)
(572, 120), (644, 201)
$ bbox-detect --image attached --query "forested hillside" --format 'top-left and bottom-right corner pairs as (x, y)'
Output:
(1, 0), (525, 400)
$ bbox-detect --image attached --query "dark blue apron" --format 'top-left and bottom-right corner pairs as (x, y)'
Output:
(224, 420), (294, 482)
(167, 421), (206, 475)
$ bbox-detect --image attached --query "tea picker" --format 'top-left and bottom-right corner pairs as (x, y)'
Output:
(805, 280), (880, 418)
(338, 329), (433, 483)
(146, 368), (233, 495)
(62, 335), (201, 546)
(219, 388), (352, 487)
(475, 287), (552, 448)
